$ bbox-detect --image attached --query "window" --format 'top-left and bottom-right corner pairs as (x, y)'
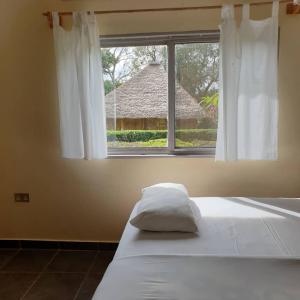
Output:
(100, 31), (219, 156)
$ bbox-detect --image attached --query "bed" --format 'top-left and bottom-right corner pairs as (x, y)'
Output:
(92, 197), (300, 299)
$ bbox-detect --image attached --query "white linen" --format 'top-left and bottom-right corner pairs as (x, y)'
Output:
(93, 197), (300, 300)
(117, 197), (300, 258)
(216, 5), (239, 161)
(142, 183), (189, 196)
(52, 12), (107, 159)
(130, 189), (200, 232)
(216, 1), (279, 161)
(94, 255), (300, 300)
(238, 2), (279, 160)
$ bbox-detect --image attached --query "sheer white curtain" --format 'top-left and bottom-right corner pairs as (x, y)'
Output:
(216, 1), (279, 161)
(52, 12), (107, 159)
(215, 5), (239, 161)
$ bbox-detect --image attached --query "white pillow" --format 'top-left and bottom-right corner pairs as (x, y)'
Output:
(130, 187), (200, 233)
(142, 183), (189, 197)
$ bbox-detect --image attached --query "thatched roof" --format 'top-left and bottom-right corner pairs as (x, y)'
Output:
(105, 63), (203, 119)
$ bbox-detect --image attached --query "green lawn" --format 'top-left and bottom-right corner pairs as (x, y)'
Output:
(108, 138), (216, 148)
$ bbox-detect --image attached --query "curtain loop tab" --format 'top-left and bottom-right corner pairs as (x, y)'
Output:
(221, 4), (235, 20)
(50, 12), (63, 28)
(272, 0), (280, 17)
(242, 4), (250, 19)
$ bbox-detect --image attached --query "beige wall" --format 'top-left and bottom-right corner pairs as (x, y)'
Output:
(0, 0), (300, 242)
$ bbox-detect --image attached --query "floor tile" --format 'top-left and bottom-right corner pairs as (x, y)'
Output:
(98, 243), (119, 251)
(2, 250), (56, 272)
(0, 250), (18, 269)
(21, 241), (59, 250)
(89, 251), (114, 274)
(0, 273), (38, 300)
(75, 273), (103, 300)
(60, 242), (98, 251)
(23, 273), (84, 300)
(46, 251), (97, 273)
(0, 240), (20, 249)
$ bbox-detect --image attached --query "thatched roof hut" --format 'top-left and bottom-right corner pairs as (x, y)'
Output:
(105, 63), (203, 130)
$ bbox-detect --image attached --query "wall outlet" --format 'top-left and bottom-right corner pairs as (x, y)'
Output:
(14, 193), (30, 202)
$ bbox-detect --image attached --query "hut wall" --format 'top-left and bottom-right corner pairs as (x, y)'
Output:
(176, 119), (198, 129)
(107, 118), (168, 130)
(107, 118), (198, 130)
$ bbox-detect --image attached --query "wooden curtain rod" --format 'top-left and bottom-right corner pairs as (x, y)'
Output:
(43, 1), (299, 28)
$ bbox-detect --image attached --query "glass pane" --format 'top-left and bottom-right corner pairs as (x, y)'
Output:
(102, 45), (168, 148)
(175, 43), (219, 148)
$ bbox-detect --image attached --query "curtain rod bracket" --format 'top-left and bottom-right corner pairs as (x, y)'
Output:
(287, 2), (300, 13)
(45, 12), (53, 29)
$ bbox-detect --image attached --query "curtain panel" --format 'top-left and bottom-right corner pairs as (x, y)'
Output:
(52, 12), (107, 159)
(216, 1), (279, 161)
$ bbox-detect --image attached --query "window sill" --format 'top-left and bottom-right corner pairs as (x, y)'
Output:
(107, 147), (215, 158)
(107, 153), (215, 159)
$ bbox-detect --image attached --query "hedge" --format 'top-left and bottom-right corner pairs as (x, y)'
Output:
(107, 129), (216, 142)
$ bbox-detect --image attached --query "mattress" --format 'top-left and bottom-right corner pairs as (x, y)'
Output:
(116, 197), (300, 258)
(93, 197), (300, 299)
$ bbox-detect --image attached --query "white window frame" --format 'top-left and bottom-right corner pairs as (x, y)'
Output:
(100, 31), (220, 156)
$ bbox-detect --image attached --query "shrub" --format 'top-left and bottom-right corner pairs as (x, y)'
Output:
(107, 130), (166, 142)
(107, 129), (217, 142)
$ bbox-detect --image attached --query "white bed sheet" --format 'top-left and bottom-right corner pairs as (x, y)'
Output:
(115, 197), (300, 258)
(94, 255), (300, 300)
(93, 197), (300, 300)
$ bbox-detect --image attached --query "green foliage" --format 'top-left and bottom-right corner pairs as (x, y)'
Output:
(104, 80), (121, 95)
(201, 93), (219, 108)
(138, 139), (167, 147)
(107, 129), (217, 143)
(107, 130), (166, 142)
(101, 48), (132, 90)
(200, 93), (219, 122)
(176, 43), (219, 102)
(104, 80), (114, 95)
(101, 49), (119, 73)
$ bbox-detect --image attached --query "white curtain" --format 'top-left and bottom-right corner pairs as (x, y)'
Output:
(216, 1), (279, 161)
(215, 5), (239, 161)
(52, 12), (107, 159)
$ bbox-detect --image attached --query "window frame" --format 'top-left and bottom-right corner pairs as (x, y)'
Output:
(100, 31), (220, 156)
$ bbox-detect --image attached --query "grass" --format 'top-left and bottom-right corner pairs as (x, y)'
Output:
(108, 138), (216, 148)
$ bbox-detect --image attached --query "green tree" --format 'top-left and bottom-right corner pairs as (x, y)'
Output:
(176, 43), (219, 102)
(104, 80), (115, 95)
(101, 47), (133, 94)
(131, 46), (168, 72)
(199, 93), (219, 127)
